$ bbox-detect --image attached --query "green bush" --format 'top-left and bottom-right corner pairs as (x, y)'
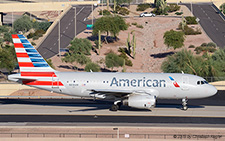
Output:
(31, 42), (36, 46)
(119, 53), (133, 67)
(185, 16), (197, 24)
(163, 29), (185, 50)
(220, 3), (225, 14)
(33, 21), (52, 31)
(131, 22), (137, 26)
(201, 43), (207, 47)
(136, 3), (151, 11)
(189, 45), (195, 48)
(207, 42), (217, 48)
(105, 53), (124, 70)
(112, 6), (129, 15)
(118, 7), (130, 15)
(136, 25), (143, 28)
(194, 43), (217, 54)
(13, 15), (32, 32)
(175, 12), (183, 15)
(168, 4), (180, 12)
(99, 9), (111, 15)
(0, 25), (9, 33)
(85, 62), (100, 72)
(28, 29), (45, 40)
(178, 23), (201, 35)
(32, 36), (39, 40)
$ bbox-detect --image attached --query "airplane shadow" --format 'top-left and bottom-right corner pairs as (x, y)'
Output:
(0, 99), (210, 112)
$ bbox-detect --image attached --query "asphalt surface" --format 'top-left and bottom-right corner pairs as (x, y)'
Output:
(0, 90), (224, 125)
(184, 3), (225, 48)
(37, 5), (94, 59)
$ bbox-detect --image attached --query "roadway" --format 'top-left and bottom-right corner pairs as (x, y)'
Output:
(184, 3), (225, 48)
(37, 5), (94, 59)
(0, 90), (224, 126)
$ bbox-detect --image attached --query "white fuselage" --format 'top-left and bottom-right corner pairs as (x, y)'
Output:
(14, 72), (216, 100)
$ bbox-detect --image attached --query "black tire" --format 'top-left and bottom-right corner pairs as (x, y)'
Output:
(110, 104), (119, 111)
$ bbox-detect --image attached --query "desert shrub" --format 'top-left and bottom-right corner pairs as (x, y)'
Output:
(136, 25), (143, 28)
(99, 9), (111, 15)
(0, 25), (9, 33)
(119, 52), (133, 66)
(175, 12), (183, 15)
(189, 45), (195, 48)
(105, 52), (124, 70)
(201, 43), (207, 47)
(178, 23), (201, 35)
(85, 62), (100, 72)
(194, 43), (217, 54)
(31, 42), (36, 46)
(33, 21), (52, 31)
(118, 7), (129, 15)
(163, 29), (185, 50)
(28, 29), (45, 40)
(207, 42), (217, 48)
(13, 15), (32, 32)
(136, 3), (151, 11)
(131, 22), (143, 28)
(132, 22), (137, 26)
(185, 16), (197, 24)
(168, 4), (180, 12)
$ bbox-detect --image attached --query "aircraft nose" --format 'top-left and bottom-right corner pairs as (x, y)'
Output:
(208, 85), (217, 96)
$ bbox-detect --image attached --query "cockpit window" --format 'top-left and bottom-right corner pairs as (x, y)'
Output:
(197, 80), (208, 85)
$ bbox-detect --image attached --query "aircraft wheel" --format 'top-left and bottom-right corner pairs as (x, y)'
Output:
(182, 106), (188, 111)
(110, 104), (119, 111)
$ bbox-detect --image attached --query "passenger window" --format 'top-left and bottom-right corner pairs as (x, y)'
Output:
(197, 81), (200, 85)
(201, 81), (204, 84)
(204, 81), (208, 84)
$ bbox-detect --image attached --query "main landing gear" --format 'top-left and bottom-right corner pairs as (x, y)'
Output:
(182, 97), (188, 111)
(110, 100), (122, 111)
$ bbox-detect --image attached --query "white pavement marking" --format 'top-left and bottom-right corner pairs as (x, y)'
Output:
(213, 24), (216, 26)
(66, 27), (68, 29)
(54, 43), (56, 46)
(50, 47), (52, 50)
(43, 52), (46, 55)
(216, 28), (218, 30)
(63, 31), (65, 33)
(77, 7), (85, 15)
(69, 23), (71, 26)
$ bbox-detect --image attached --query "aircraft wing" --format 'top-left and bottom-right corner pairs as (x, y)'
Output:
(88, 89), (158, 97)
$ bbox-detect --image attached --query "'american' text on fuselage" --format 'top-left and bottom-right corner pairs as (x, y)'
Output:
(110, 77), (166, 87)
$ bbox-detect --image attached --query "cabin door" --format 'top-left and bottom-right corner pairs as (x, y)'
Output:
(182, 76), (189, 91)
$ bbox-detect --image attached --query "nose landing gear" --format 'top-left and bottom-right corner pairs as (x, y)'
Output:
(182, 97), (188, 111)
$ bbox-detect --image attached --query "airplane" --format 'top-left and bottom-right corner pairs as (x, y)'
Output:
(8, 34), (218, 111)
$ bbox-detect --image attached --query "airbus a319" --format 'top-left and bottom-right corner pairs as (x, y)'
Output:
(8, 34), (217, 111)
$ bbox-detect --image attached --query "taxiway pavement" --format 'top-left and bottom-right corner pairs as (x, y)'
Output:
(0, 90), (224, 126)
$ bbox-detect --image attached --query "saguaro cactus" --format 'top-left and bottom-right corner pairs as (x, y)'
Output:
(98, 30), (101, 54)
(132, 33), (136, 59)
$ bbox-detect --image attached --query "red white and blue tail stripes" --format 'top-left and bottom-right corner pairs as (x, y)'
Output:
(12, 34), (64, 88)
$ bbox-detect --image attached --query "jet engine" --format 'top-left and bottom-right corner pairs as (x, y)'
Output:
(123, 94), (156, 109)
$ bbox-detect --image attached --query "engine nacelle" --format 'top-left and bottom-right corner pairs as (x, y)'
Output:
(123, 94), (156, 109)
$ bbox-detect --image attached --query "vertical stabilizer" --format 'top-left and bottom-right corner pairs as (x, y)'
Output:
(12, 34), (56, 77)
